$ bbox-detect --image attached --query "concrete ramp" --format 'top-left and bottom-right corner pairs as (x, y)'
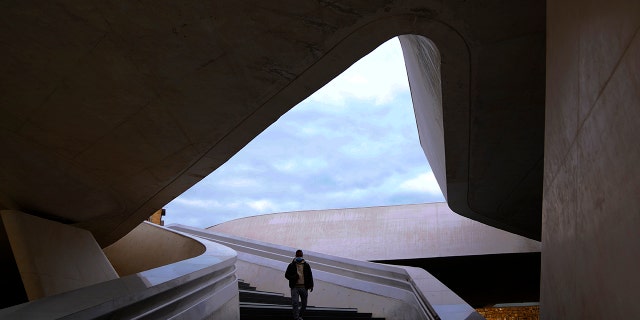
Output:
(171, 224), (483, 320)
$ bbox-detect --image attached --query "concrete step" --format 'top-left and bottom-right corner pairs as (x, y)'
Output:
(238, 280), (385, 320)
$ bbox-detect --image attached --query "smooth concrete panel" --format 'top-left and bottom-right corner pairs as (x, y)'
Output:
(209, 202), (540, 261)
(1, 210), (118, 301)
(540, 147), (578, 318)
(104, 221), (205, 276)
(542, 0), (580, 191)
(577, 0), (640, 121)
(543, 0), (640, 318)
(398, 35), (446, 199)
(203, 295), (240, 320)
(574, 32), (640, 319)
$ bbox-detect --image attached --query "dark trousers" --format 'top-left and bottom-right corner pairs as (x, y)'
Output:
(291, 287), (308, 319)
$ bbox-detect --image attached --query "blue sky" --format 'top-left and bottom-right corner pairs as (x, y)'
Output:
(163, 37), (445, 228)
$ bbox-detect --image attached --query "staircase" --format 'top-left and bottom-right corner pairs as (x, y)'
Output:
(239, 280), (386, 320)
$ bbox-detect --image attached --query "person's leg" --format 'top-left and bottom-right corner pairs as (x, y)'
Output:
(291, 288), (300, 319)
(299, 288), (308, 318)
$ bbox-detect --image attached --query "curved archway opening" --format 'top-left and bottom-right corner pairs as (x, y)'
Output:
(164, 37), (444, 228)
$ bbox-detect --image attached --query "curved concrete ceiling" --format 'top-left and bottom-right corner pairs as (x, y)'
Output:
(0, 1), (545, 246)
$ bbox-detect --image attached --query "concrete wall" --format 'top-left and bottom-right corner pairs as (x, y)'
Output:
(208, 202), (540, 261)
(543, 0), (640, 318)
(398, 35), (446, 199)
(0, 210), (118, 301)
(104, 221), (204, 276)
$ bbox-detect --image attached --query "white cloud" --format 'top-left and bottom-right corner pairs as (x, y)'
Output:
(339, 140), (385, 159)
(172, 197), (221, 209)
(273, 160), (296, 172)
(399, 172), (443, 195)
(221, 177), (259, 188)
(306, 37), (409, 108)
(273, 158), (328, 173)
(248, 199), (276, 212)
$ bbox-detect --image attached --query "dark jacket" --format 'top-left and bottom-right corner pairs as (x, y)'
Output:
(285, 258), (314, 289)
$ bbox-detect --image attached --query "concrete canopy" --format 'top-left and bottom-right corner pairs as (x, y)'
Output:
(0, 1), (545, 246)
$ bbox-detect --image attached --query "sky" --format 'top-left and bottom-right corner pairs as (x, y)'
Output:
(163, 37), (445, 228)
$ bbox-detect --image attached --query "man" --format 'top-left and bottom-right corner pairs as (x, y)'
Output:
(285, 249), (314, 320)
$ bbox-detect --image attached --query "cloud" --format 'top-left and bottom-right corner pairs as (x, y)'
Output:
(273, 157), (328, 173)
(306, 37), (409, 108)
(171, 197), (221, 209)
(399, 172), (443, 196)
(223, 177), (259, 188)
(247, 199), (276, 212)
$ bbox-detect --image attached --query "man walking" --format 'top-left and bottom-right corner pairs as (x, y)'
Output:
(285, 249), (314, 320)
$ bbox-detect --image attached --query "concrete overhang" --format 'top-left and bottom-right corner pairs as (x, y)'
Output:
(0, 1), (544, 246)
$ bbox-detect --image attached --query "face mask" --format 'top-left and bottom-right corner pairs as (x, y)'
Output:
(295, 257), (303, 263)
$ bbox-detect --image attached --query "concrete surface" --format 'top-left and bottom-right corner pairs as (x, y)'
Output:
(0, 1), (544, 247)
(0, 1), (638, 318)
(208, 202), (541, 307)
(208, 202), (540, 261)
(1, 210), (118, 301)
(0, 221), (239, 319)
(104, 221), (205, 276)
(172, 224), (449, 320)
(542, 0), (640, 318)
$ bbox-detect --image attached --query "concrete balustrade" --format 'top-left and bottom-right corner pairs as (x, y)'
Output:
(0, 216), (240, 319)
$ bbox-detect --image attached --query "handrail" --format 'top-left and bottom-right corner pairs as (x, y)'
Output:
(171, 224), (440, 320)
(407, 275), (442, 320)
